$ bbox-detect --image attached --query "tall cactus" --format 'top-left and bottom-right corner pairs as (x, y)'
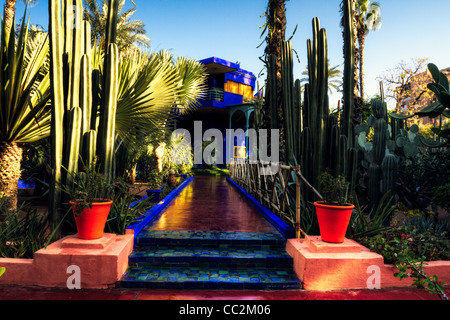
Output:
(342, 0), (355, 148)
(281, 40), (301, 164)
(49, 0), (64, 226)
(98, 43), (119, 182)
(303, 17), (329, 189)
(98, 0), (119, 181)
(49, 0), (119, 228)
(362, 99), (399, 211)
(381, 154), (398, 199)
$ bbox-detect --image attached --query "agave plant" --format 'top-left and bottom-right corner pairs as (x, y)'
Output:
(0, 11), (51, 213)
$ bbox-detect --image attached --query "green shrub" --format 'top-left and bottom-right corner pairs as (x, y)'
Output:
(105, 179), (154, 235)
(360, 219), (450, 264)
(433, 178), (450, 213)
(0, 198), (54, 259)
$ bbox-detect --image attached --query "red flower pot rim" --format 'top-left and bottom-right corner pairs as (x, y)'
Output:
(314, 201), (355, 209)
(70, 199), (113, 205)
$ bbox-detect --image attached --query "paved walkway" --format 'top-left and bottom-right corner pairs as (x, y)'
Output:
(120, 176), (300, 290)
(145, 176), (278, 233)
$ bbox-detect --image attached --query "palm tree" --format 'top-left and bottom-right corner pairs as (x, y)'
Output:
(113, 50), (207, 179)
(0, 12), (51, 213)
(355, 0), (382, 100)
(83, 0), (151, 54)
(3, 0), (38, 32)
(302, 61), (343, 94)
(260, 0), (287, 162)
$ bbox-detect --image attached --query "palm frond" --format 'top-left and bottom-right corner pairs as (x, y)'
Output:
(114, 50), (180, 144)
(174, 56), (208, 113)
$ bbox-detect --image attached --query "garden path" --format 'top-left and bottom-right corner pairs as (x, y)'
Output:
(120, 176), (301, 290)
(144, 175), (279, 233)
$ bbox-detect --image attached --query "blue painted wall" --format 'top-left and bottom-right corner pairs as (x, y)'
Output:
(198, 57), (256, 109)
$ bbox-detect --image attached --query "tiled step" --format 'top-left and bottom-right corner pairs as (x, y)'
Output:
(128, 245), (294, 267)
(136, 230), (287, 247)
(120, 264), (301, 290)
(120, 230), (302, 290)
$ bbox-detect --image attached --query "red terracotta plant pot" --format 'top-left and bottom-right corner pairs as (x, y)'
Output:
(314, 201), (355, 243)
(70, 199), (113, 240)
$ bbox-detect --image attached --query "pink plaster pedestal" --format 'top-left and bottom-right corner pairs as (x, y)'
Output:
(286, 235), (450, 291)
(0, 233), (134, 289)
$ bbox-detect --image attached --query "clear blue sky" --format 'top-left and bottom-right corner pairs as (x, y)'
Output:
(15, 0), (450, 110)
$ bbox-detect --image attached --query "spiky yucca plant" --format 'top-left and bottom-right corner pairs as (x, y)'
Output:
(0, 11), (51, 213)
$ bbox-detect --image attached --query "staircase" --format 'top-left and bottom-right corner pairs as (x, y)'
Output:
(120, 230), (301, 290)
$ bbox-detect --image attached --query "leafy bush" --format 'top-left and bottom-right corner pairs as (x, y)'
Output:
(393, 234), (448, 300)
(317, 170), (351, 206)
(404, 216), (450, 238)
(147, 170), (163, 189)
(397, 148), (450, 211)
(360, 219), (450, 264)
(433, 177), (450, 213)
(105, 177), (181, 235)
(0, 197), (54, 258)
(348, 192), (395, 239)
(104, 180), (154, 235)
(191, 168), (229, 176)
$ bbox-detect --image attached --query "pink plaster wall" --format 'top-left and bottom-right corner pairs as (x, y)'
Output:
(287, 237), (450, 291)
(0, 233), (134, 289)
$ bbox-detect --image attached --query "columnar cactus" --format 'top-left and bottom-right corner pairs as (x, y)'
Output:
(49, 0), (119, 225)
(302, 18), (329, 189)
(368, 163), (382, 209)
(356, 99), (399, 211)
(342, 0), (356, 148)
(381, 153), (398, 199)
(281, 40), (298, 164)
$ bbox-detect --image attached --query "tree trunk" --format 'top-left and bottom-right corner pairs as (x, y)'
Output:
(266, 0), (287, 163)
(4, 0), (18, 34)
(358, 29), (366, 101)
(0, 141), (23, 217)
(352, 1), (362, 127)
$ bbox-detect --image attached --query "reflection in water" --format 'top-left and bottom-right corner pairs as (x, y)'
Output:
(145, 176), (278, 233)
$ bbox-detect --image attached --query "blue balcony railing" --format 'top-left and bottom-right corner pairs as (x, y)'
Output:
(205, 88), (224, 102)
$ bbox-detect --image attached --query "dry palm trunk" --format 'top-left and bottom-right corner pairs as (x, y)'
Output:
(352, 0), (363, 127)
(4, 0), (18, 33)
(0, 141), (23, 216)
(358, 28), (367, 101)
(267, 0), (287, 163)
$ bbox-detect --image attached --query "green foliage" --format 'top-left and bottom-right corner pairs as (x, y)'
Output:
(191, 168), (229, 176)
(404, 216), (450, 238)
(147, 170), (163, 190)
(317, 170), (351, 206)
(104, 183), (154, 235)
(432, 178), (450, 213)
(135, 149), (158, 182)
(60, 157), (116, 216)
(0, 8), (51, 144)
(348, 192), (395, 239)
(390, 63), (450, 148)
(0, 267), (4, 278)
(0, 197), (54, 258)
(393, 234), (448, 300)
(397, 148), (450, 211)
(83, 0), (151, 53)
(360, 220), (449, 264)
(161, 132), (194, 177)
